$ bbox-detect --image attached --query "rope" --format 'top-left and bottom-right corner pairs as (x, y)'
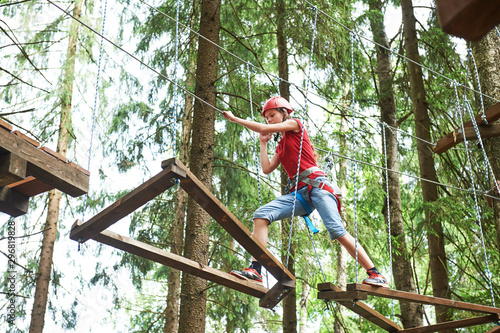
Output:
(138, 0), (444, 149)
(496, 27), (500, 40)
(285, 5), (318, 268)
(47, 0), (224, 117)
(82, 0), (108, 227)
(453, 82), (496, 309)
(172, 0), (180, 158)
(350, 31), (359, 284)
(467, 48), (487, 124)
(302, 0), (500, 106)
(247, 63), (262, 207)
(381, 122), (395, 321)
(54, 0), (500, 208)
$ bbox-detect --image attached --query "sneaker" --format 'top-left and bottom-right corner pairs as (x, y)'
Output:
(363, 271), (389, 288)
(230, 268), (263, 284)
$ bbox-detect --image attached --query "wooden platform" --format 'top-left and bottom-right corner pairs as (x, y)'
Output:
(436, 0), (500, 41)
(319, 282), (500, 332)
(71, 157), (295, 309)
(434, 103), (500, 154)
(0, 121), (89, 216)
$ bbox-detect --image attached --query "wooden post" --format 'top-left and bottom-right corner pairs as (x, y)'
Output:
(0, 152), (27, 186)
(436, 0), (500, 41)
(0, 186), (29, 217)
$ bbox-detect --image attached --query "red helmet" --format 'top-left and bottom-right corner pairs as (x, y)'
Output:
(262, 96), (293, 117)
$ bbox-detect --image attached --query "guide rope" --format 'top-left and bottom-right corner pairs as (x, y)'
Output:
(285, 5), (318, 269)
(453, 82), (496, 309)
(82, 0), (108, 230)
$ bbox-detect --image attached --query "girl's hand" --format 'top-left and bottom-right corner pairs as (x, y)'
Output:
(260, 132), (273, 143)
(223, 111), (237, 122)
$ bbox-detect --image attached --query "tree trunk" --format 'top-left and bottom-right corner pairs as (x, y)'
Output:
(177, 0), (220, 331)
(29, 1), (82, 331)
(277, 0), (296, 331)
(298, 275), (309, 333)
(163, 4), (197, 333)
(401, 0), (451, 326)
(471, 30), (500, 254)
(368, 0), (422, 328)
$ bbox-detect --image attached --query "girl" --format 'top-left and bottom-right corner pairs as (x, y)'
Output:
(223, 96), (388, 288)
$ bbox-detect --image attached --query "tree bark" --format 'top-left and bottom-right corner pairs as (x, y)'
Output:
(298, 275), (309, 333)
(368, 0), (422, 328)
(471, 30), (500, 254)
(163, 3), (197, 332)
(277, 0), (296, 331)
(29, 1), (82, 331)
(177, 0), (220, 331)
(401, 0), (451, 326)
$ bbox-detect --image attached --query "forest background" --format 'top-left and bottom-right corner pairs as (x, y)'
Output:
(1, 0), (500, 332)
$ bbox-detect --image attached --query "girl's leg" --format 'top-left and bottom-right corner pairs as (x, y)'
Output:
(251, 218), (269, 261)
(336, 233), (374, 271)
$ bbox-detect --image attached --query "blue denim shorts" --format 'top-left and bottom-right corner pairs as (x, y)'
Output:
(253, 177), (347, 240)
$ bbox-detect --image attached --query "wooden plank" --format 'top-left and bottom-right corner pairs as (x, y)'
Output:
(317, 290), (368, 301)
(434, 123), (500, 154)
(87, 226), (269, 299)
(348, 284), (500, 314)
(434, 103), (500, 154)
(0, 152), (27, 186)
(0, 128), (88, 196)
(0, 186), (29, 217)
(0, 118), (12, 132)
(162, 157), (295, 284)
(70, 163), (186, 243)
(7, 176), (54, 197)
(399, 314), (500, 333)
(68, 161), (90, 176)
(317, 282), (401, 332)
(436, 0), (500, 41)
(12, 130), (40, 147)
(259, 280), (295, 309)
(40, 146), (67, 163)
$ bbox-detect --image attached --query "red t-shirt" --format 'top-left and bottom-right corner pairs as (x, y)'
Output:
(275, 119), (325, 188)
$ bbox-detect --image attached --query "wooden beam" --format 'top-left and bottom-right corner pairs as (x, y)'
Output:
(434, 103), (500, 154)
(0, 119), (13, 132)
(70, 163), (186, 243)
(317, 282), (401, 332)
(0, 128), (88, 196)
(87, 226), (269, 299)
(0, 186), (29, 217)
(436, 0), (500, 41)
(316, 290), (368, 302)
(0, 152), (27, 186)
(7, 176), (54, 197)
(348, 284), (500, 314)
(162, 158), (296, 284)
(399, 314), (500, 333)
(12, 130), (40, 147)
(259, 280), (295, 309)
(434, 124), (500, 154)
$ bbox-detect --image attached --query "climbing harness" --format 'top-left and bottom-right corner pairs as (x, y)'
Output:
(293, 191), (319, 234)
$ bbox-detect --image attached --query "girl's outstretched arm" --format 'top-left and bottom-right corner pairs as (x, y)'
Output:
(223, 111), (299, 134)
